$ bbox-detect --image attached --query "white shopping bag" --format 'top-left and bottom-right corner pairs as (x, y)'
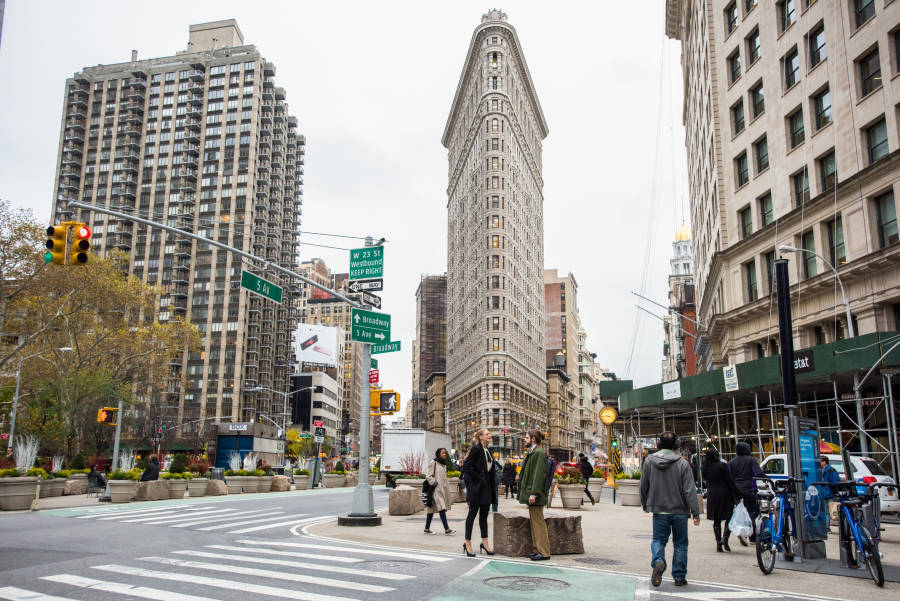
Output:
(728, 500), (753, 537)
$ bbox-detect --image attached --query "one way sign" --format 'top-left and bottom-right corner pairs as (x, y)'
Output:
(348, 278), (383, 293)
(351, 308), (391, 344)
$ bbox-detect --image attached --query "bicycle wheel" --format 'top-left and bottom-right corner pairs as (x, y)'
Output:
(756, 516), (775, 574)
(781, 512), (794, 561)
(860, 525), (884, 587)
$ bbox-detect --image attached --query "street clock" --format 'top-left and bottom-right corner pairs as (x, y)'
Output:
(599, 405), (618, 426)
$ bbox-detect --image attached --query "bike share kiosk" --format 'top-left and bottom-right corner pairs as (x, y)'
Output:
(790, 415), (829, 559)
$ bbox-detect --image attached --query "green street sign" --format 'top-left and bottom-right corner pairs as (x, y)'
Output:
(371, 358), (378, 369)
(298, 433), (312, 439)
(240, 270), (282, 304)
(371, 340), (401, 355)
(349, 247), (384, 281)
(351, 308), (390, 343)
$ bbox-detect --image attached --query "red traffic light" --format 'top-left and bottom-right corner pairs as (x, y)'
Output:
(71, 223), (91, 264)
(75, 225), (91, 239)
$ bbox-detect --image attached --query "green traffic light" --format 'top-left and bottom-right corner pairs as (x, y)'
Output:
(44, 251), (53, 264)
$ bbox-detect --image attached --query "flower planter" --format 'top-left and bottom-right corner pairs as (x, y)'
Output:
(242, 476), (260, 493)
(616, 479), (641, 506)
(39, 478), (67, 498)
(368, 473), (377, 485)
(257, 475), (273, 492)
(294, 475), (309, 490)
(557, 484), (584, 509)
(166, 479), (188, 499)
(447, 477), (465, 503)
(587, 478), (604, 500)
(186, 478), (208, 497)
(0, 477), (39, 511)
(108, 479), (138, 504)
(322, 474), (346, 488)
(225, 476), (248, 494)
(344, 472), (358, 487)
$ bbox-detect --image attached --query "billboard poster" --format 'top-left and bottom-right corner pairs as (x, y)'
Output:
(296, 324), (339, 367)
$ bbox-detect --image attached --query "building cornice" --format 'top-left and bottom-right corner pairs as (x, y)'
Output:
(665, 0), (683, 40)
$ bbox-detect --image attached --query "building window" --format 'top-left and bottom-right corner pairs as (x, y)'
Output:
(491, 296), (500, 309)
(755, 136), (769, 173)
(765, 250), (776, 293)
(736, 152), (749, 188)
(750, 82), (765, 118)
(492, 361), (500, 376)
(746, 261), (758, 302)
(859, 48), (882, 96)
(827, 217), (846, 266)
(491, 118), (499, 132)
(492, 384), (500, 401)
(729, 50), (742, 83)
(732, 100), (745, 134)
(740, 206), (753, 238)
(854, 0), (875, 29)
(747, 29), (761, 64)
(813, 88), (832, 130)
(793, 168), (810, 206)
(491, 235), (500, 248)
(819, 150), (836, 190)
(875, 190), (898, 248)
(802, 230), (817, 278)
(759, 193), (773, 226)
(788, 109), (805, 148)
(809, 24), (826, 67)
(746, 0), (757, 11)
(491, 138), (499, 150)
(725, 2), (738, 33)
(492, 338), (500, 351)
(491, 195), (500, 208)
(491, 76), (499, 90)
(785, 47), (800, 89)
(780, 0), (796, 32)
(866, 118), (888, 164)
(492, 317), (500, 330)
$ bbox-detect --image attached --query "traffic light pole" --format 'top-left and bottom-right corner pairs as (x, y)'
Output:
(99, 398), (125, 502)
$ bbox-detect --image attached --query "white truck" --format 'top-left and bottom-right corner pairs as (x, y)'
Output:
(380, 429), (452, 487)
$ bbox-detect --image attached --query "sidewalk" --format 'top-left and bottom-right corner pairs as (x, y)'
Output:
(308, 493), (900, 601)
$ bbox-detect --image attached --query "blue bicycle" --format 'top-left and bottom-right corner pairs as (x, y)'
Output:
(754, 476), (803, 574)
(811, 479), (895, 587)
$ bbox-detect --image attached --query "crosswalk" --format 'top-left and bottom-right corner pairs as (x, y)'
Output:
(68, 504), (323, 535)
(0, 538), (456, 601)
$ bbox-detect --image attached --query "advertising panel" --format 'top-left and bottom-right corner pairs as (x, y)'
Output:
(296, 324), (339, 367)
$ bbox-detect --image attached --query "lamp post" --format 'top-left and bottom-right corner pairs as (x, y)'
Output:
(7, 347), (73, 453)
(247, 385), (316, 467)
(778, 245), (867, 453)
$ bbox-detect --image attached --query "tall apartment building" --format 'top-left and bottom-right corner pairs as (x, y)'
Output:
(443, 10), (548, 456)
(50, 20), (304, 435)
(661, 223), (697, 381)
(666, 1), (900, 371)
(412, 274), (447, 430)
(543, 269), (578, 456)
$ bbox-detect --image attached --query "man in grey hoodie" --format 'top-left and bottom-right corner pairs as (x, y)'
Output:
(639, 432), (700, 588)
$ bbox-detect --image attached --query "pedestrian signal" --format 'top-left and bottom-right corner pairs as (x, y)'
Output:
(44, 224), (68, 264)
(369, 389), (399, 413)
(97, 407), (118, 424)
(71, 223), (91, 264)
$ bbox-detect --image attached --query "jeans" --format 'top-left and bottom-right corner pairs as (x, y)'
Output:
(583, 484), (595, 504)
(651, 513), (689, 581)
(425, 510), (449, 531)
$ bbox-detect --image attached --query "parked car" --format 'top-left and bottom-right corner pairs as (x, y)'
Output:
(759, 453), (899, 514)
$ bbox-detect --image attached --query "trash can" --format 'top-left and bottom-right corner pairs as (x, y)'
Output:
(210, 467), (225, 481)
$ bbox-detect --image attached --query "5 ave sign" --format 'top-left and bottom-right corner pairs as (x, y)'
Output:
(351, 308), (391, 343)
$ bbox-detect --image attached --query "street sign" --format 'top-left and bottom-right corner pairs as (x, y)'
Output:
(314, 426), (326, 443)
(0, 433), (8, 440)
(371, 340), (401, 355)
(298, 433), (312, 438)
(371, 358), (378, 369)
(369, 369), (379, 384)
(240, 270), (283, 304)
(348, 278), (383, 293)
(349, 246), (384, 281)
(361, 291), (381, 309)
(351, 308), (391, 343)
(228, 423), (248, 431)
(313, 419), (323, 427)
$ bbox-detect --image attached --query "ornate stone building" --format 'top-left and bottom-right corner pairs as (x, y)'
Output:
(443, 10), (548, 455)
(661, 223), (697, 381)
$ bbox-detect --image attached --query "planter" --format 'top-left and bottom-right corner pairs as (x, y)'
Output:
(557, 484), (584, 509)
(294, 475), (309, 490)
(393, 478), (423, 489)
(0, 477), (39, 511)
(63, 473), (88, 495)
(186, 478), (208, 497)
(166, 479), (188, 499)
(345, 472), (358, 487)
(39, 478), (67, 498)
(587, 478), (604, 500)
(257, 475), (273, 493)
(368, 473), (377, 485)
(108, 479), (138, 504)
(447, 477), (465, 503)
(225, 476), (248, 494)
(322, 473), (346, 488)
(616, 479), (641, 506)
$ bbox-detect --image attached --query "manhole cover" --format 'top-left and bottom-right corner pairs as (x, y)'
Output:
(484, 576), (570, 591)
(574, 557), (625, 566)
(632, 534), (654, 539)
(356, 560), (428, 571)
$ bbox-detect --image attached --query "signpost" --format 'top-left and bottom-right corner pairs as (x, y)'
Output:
(351, 308), (391, 343)
(314, 426), (325, 443)
(240, 270), (283, 304)
(371, 340), (401, 355)
(349, 247), (384, 280)
(348, 278), (383, 293)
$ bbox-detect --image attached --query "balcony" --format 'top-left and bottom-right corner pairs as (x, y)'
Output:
(264, 62), (275, 77)
(188, 93), (203, 105)
(189, 69), (205, 81)
(67, 97), (87, 108)
(274, 87), (285, 101)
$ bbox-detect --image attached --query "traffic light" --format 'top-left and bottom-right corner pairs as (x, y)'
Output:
(611, 438), (619, 449)
(369, 389), (399, 413)
(70, 223), (91, 264)
(97, 407), (118, 424)
(44, 224), (68, 264)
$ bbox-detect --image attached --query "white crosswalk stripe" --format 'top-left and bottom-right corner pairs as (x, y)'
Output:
(67, 504), (311, 534)
(193, 512), (291, 531)
(169, 508), (276, 527)
(236, 538), (456, 561)
(203, 544), (362, 563)
(41, 574), (221, 601)
(225, 515), (320, 533)
(0, 587), (79, 601)
(131, 507), (239, 524)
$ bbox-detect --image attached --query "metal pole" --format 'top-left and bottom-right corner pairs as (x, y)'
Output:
(732, 396), (739, 450)
(695, 404), (701, 486)
(769, 391), (776, 453)
(754, 393), (764, 460)
(884, 373), (898, 486)
(344, 341), (377, 523)
(111, 399), (124, 471)
(7, 356), (23, 453)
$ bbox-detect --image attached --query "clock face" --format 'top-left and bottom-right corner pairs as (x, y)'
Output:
(599, 406), (618, 425)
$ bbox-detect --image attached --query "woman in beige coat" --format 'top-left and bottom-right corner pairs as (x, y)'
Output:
(424, 448), (456, 535)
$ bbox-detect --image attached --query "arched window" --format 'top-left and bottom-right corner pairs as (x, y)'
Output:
(491, 118), (499, 132)
(491, 52), (501, 67)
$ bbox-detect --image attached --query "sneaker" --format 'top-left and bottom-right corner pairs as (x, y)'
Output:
(423, 529), (434, 534)
(651, 560), (665, 587)
(674, 579), (688, 586)
(444, 529), (456, 535)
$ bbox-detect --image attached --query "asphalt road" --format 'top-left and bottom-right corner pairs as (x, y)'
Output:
(0, 487), (858, 601)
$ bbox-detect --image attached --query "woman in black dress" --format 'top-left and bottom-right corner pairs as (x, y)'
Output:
(701, 448), (740, 552)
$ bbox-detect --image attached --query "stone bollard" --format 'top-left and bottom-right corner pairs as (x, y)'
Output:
(389, 485), (423, 515)
(493, 509), (584, 556)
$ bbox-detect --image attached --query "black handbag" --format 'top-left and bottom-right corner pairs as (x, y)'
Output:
(421, 463), (437, 507)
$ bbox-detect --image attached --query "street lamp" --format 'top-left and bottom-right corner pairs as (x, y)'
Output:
(777, 245), (854, 337)
(7, 347), (73, 452)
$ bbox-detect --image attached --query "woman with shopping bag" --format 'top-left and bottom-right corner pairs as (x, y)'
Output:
(702, 448), (741, 552)
(728, 441), (764, 545)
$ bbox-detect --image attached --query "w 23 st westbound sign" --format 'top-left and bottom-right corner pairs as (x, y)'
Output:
(349, 247), (383, 281)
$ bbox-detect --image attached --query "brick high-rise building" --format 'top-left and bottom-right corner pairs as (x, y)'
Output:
(443, 10), (548, 456)
(412, 274), (447, 430)
(50, 20), (305, 437)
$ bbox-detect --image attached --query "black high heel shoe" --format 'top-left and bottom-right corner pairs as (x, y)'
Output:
(462, 543), (476, 557)
(480, 543), (495, 556)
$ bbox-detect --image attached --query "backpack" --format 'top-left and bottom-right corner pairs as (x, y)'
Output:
(544, 456), (557, 500)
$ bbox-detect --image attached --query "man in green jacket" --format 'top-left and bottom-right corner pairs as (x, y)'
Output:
(517, 429), (550, 561)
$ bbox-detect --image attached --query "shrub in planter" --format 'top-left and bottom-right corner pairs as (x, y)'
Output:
(71, 453), (86, 470)
(162, 472), (188, 499)
(107, 469), (139, 503)
(293, 469), (310, 476)
(554, 471), (585, 509)
(169, 453), (188, 474)
(188, 460), (209, 477)
(0, 468), (40, 511)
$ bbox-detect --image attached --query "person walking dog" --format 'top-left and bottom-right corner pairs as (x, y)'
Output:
(640, 431), (700, 588)
(701, 448), (740, 552)
(517, 429), (551, 561)
(424, 448), (455, 535)
(461, 428), (496, 556)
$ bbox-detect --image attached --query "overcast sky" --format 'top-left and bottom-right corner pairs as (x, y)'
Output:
(0, 1), (688, 413)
